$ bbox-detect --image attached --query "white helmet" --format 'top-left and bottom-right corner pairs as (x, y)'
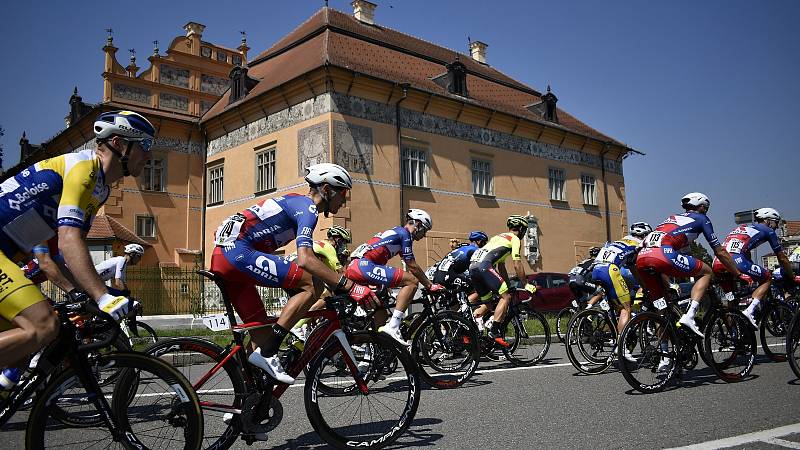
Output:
(124, 243), (145, 255)
(94, 111), (155, 142)
(304, 163), (352, 189)
(630, 222), (652, 238)
(407, 209), (432, 230)
(681, 192), (710, 210)
(754, 207), (781, 222)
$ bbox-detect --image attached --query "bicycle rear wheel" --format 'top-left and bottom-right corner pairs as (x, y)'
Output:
(412, 311), (480, 389)
(555, 307), (577, 343)
(564, 308), (616, 375)
(500, 307), (550, 366)
(618, 311), (676, 393)
(760, 303), (792, 362)
(788, 310), (800, 379)
(26, 352), (203, 450)
(305, 331), (420, 450)
(703, 310), (756, 382)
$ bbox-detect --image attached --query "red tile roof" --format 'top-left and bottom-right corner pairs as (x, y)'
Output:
(87, 215), (150, 246)
(785, 220), (800, 237)
(204, 7), (623, 145)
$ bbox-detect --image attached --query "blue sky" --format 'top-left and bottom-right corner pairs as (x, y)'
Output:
(1, 0), (798, 254)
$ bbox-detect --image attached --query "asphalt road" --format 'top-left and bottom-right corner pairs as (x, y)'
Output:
(4, 343), (800, 449)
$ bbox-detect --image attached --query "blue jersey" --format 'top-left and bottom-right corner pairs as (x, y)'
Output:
(352, 226), (415, 265)
(720, 223), (782, 259)
(594, 236), (640, 268)
(644, 212), (720, 252)
(213, 194), (318, 253)
(438, 244), (479, 274)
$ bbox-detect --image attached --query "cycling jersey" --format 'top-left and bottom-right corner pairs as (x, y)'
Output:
(350, 227), (415, 265)
(594, 236), (641, 268)
(642, 212), (720, 252)
(470, 233), (521, 266)
(95, 256), (128, 283)
(592, 263), (631, 305)
(437, 244), (479, 275)
(788, 246), (800, 263)
(0, 150), (108, 259)
(719, 223), (782, 258)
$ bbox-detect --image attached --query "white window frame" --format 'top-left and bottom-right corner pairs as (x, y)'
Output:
(581, 174), (597, 206)
(471, 158), (493, 196)
(549, 167), (566, 201)
(136, 215), (156, 238)
(402, 146), (428, 188)
(141, 157), (166, 192)
(207, 164), (224, 205)
(255, 147), (276, 193)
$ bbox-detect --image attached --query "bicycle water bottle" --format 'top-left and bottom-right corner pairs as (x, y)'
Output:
(0, 367), (22, 390)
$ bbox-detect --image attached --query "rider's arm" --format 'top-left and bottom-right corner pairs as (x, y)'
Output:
(296, 246), (345, 287)
(32, 245), (75, 292)
(406, 259), (432, 288)
(776, 251), (796, 280)
(512, 259), (527, 282)
(112, 258), (128, 291)
(59, 226), (109, 301)
(713, 245), (742, 277)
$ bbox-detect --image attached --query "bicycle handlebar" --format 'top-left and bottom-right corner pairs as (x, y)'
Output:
(53, 300), (121, 352)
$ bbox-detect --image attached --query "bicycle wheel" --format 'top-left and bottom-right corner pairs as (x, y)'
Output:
(129, 320), (159, 349)
(760, 303), (793, 362)
(564, 308), (616, 375)
(500, 307), (550, 366)
(555, 307), (577, 343)
(411, 311), (480, 389)
(788, 310), (800, 379)
(305, 330), (420, 450)
(26, 352), (203, 450)
(703, 310), (756, 382)
(618, 311), (676, 393)
(145, 337), (246, 450)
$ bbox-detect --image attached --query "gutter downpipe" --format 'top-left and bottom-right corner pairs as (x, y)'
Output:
(395, 83), (410, 224)
(600, 142), (612, 242)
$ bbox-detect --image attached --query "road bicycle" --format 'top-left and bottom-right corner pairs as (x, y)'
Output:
(145, 270), (420, 450)
(119, 298), (159, 349)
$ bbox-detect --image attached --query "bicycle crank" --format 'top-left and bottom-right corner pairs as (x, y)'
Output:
(241, 392), (283, 437)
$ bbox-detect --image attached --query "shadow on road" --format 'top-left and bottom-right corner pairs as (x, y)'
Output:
(270, 417), (444, 449)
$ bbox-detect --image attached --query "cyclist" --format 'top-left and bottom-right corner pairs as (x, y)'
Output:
(431, 231), (489, 302)
(568, 246), (603, 305)
(468, 215), (537, 347)
(0, 110), (152, 370)
(589, 222), (652, 361)
(95, 243), (145, 295)
(712, 208), (798, 327)
(636, 193), (748, 338)
(345, 209), (444, 346)
(210, 163), (375, 385)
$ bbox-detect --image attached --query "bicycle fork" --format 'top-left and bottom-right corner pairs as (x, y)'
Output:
(330, 330), (370, 395)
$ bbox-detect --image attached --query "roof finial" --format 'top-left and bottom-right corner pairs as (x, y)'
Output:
(240, 30), (247, 44)
(547, 84), (551, 93)
(324, 0), (329, 7)
(153, 40), (159, 56)
(128, 48), (136, 63)
(73, 86), (78, 96)
(105, 28), (113, 45)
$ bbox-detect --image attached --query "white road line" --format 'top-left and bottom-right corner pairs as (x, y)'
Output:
(668, 422), (800, 449)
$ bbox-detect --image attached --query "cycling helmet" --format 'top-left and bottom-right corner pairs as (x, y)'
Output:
(468, 231), (488, 242)
(629, 222), (652, 238)
(754, 207), (781, 222)
(506, 215), (529, 229)
(94, 111), (155, 148)
(124, 243), (145, 256)
(589, 246), (602, 258)
(327, 225), (352, 243)
(681, 192), (710, 210)
(407, 209), (432, 230)
(304, 163), (352, 189)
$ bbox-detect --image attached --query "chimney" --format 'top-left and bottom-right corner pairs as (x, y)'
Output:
(352, 0), (377, 25)
(183, 21), (206, 56)
(469, 40), (488, 64)
(542, 85), (559, 123)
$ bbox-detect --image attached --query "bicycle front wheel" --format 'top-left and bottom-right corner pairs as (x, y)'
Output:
(26, 352), (203, 450)
(760, 303), (793, 362)
(129, 320), (159, 349)
(555, 307), (577, 343)
(412, 311), (480, 389)
(788, 310), (800, 379)
(564, 308), (616, 375)
(501, 307), (551, 366)
(618, 311), (676, 393)
(305, 330), (420, 450)
(704, 310), (757, 382)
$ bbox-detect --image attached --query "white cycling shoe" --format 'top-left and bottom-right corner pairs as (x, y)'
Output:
(657, 357), (672, 373)
(678, 314), (704, 338)
(248, 348), (295, 385)
(742, 310), (758, 329)
(379, 326), (410, 347)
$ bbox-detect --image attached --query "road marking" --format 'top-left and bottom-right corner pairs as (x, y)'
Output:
(668, 422), (800, 449)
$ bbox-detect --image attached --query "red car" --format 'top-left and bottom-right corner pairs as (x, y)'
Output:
(516, 272), (575, 312)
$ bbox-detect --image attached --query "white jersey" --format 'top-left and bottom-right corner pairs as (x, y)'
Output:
(95, 256), (128, 282)
(789, 247), (800, 263)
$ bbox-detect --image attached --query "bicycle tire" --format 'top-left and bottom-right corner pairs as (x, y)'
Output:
(144, 337), (246, 450)
(305, 330), (420, 450)
(129, 320), (159, 349)
(411, 311), (480, 389)
(564, 308), (616, 375)
(26, 352), (203, 450)
(759, 303), (792, 362)
(500, 307), (551, 367)
(618, 311), (676, 393)
(787, 310), (800, 379)
(555, 307), (577, 343)
(703, 310), (756, 382)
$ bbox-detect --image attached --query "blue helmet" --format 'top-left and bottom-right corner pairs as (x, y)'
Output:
(468, 231), (488, 242)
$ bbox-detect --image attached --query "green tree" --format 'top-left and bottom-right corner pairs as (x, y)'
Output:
(689, 242), (712, 266)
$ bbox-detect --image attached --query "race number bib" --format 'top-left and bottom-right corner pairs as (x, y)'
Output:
(725, 238), (745, 254)
(596, 246), (623, 264)
(438, 255), (455, 272)
(471, 248), (488, 262)
(599, 299), (610, 311)
(215, 213), (246, 246)
(644, 231), (666, 248)
(351, 243), (371, 259)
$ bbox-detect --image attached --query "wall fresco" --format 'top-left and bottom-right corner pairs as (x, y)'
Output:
(297, 122), (330, 176)
(160, 93), (189, 112)
(160, 64), (190, 88)
(333, 120), (373, 174)
(201, 74), (228, 95)
(113, 83), (150, 105)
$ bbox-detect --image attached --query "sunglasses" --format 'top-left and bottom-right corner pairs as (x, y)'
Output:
(125, 137), (153, 152)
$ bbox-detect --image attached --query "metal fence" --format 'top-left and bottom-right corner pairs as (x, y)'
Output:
(39, 266), (287, 316)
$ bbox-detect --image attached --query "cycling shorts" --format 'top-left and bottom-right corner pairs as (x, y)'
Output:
(468, 261), (508, 301)
(591, 263), (631, 305)
(712, 255), (771, 293)
(0, 252), (46, 331)
(344, 259), (405, 288)
(210, 245), (304, 323)
(433, 269), (474, 294)
(636, 247), (704, 300)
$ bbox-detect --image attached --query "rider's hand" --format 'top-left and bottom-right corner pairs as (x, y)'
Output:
(523, 283), (537, 294)
(738, 273), (753, 285)
(67, 289), (90, 303)
(428, 283), (445, 292)
(98, 294), (135, 321)
(793, 275), (800, 286)
(349, 284), (379, 308)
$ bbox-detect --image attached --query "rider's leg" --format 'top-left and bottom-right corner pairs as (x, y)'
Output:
(0, 302), (59, 367)
(684, 263), (713, 321)
(383, 272), (418, 333)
